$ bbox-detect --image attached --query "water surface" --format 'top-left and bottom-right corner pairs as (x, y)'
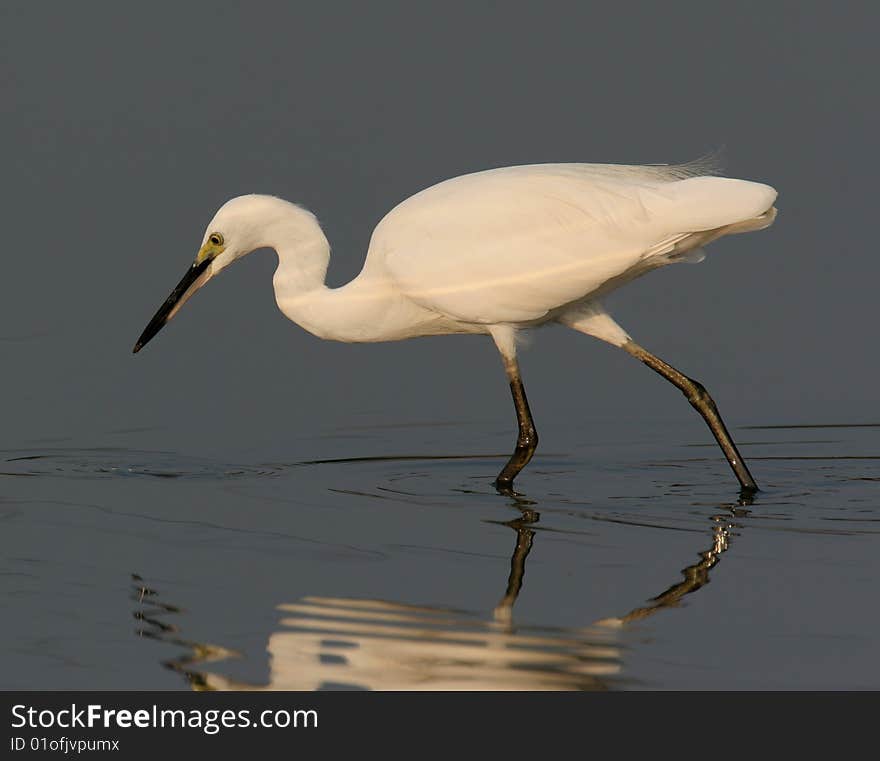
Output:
(2, 420), (878, 690)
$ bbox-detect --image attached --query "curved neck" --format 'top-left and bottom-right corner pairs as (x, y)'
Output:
(268, 217), (429, 343)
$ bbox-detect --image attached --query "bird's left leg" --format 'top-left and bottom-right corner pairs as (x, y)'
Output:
(490, 326), (539, 494)
(620, 340), (758, 492)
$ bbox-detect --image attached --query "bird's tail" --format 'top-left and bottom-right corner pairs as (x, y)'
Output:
(651, 176), (778, 234)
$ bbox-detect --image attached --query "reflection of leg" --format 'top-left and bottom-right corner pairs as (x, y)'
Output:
(497, 527), (535, 611)
(490, 327), (538, 493)
(494, 512), (538, 623)
(622, 340), (758, 492)
(618, 515), (732, 624)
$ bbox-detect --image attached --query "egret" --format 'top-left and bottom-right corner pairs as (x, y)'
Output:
(133, 161), (777, 493)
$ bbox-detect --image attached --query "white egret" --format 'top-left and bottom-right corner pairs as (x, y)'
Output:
(133, 161), (777, 493)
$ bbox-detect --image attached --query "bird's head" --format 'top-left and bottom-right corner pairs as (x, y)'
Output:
(132, 194), (320, 353)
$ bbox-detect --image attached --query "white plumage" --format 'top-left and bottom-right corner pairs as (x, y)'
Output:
(374, 163), (776, 333)
(134, 160), (778, 492)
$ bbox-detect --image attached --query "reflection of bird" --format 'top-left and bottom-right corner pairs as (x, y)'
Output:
(134, 510), (738, 691)
(133, 161), (777, 492)
(197, 597), (622, 691)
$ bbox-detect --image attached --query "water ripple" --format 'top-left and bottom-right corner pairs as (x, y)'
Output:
(1, 448), (284, 481)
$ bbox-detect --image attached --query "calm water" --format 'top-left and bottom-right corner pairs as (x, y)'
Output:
(2, 419), (878, 690)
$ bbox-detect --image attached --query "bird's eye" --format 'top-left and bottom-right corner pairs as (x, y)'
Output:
(209, 233), (224, 247)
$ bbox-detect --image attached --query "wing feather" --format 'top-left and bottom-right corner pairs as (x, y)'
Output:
(371, 164), (775, 324)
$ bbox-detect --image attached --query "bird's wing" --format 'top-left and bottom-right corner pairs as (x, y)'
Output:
(374, 164), (775, 324)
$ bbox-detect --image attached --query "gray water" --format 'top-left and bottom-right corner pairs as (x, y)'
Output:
(2, 4), (879, 691)
(3, 419), (877, 690)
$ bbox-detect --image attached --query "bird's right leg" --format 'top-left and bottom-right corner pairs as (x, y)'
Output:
(558, 301), (757, 493)
(490, 326), (539, 494)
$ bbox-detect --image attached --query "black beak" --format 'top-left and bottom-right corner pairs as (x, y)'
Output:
(132, 258), (212, 354)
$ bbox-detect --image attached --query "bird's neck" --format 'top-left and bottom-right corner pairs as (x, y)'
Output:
(269, 229), (406, 343)
(242, 202), (448, 343)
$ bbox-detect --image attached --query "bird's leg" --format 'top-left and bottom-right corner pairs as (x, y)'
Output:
(621, 340), (758, 492)
(494, 355), (539, 493)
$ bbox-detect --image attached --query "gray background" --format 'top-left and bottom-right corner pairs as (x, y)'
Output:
(2, 2), (876, 454)
(2, 3), (879, 691)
